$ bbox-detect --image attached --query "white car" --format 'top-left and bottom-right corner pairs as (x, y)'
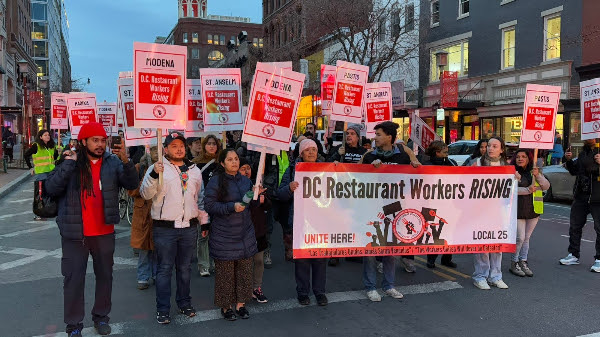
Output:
(448, 140), (479, 165)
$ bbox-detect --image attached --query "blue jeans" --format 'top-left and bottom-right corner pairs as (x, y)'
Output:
(473, 253), (502, 282)
(363, 256), (395, 291)
(153, 226), (198, 313)
(137, 250), (156, 283)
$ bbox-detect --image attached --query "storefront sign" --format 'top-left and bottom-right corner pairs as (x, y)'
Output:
(520, 84), (561, 149)
(580, 77), (600, 140)
(320, 65), (336, 116)
(364, 82), (392, 138)
(331, 60), (369, 123)
(67, 93), (97, 139)
(97, 102), (118, 136)
(411, 115), (441, 151)
(200, 68), (243, 131)
(441, 71), (458, 108)
(242, 63), (305, 152)
(133, 42), (186, 129)
(293, 163), (517, 258)
(50, 92), (68, 130)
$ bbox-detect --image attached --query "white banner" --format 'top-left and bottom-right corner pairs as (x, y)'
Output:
(520, 84), (561, 149)
(97, 102), (118, 136)
(330, 60), (369, 123)
(200, 68), (244, 131)
(50, 92), (68, 130)
(364, 82), (393, 138)
(293, 163), (518, 258)
(580, 78), (600, 140)
(67, 93), (97, 139)
(410, 115), (441, 151)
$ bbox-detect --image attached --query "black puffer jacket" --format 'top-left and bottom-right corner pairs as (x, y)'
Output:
(327, 144), (367, 163)
(566, 145), (600, 202)
(45, 152), (139, 240)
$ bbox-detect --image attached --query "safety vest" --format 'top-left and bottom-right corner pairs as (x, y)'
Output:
(277, 151), (289, 185)
(533, 180), (544, 214)
(32, 146), (56, 174)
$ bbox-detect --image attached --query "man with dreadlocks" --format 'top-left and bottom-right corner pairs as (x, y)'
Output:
(45, 122), (138, 337)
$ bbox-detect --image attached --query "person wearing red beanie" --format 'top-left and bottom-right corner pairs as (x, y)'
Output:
(45, 121), (138, 336)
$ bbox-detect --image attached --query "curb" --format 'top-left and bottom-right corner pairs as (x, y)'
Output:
(0, 171), (32, 200)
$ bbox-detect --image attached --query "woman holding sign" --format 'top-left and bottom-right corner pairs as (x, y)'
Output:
(509, 149), (550, 277)
(278, 139), (329, 307)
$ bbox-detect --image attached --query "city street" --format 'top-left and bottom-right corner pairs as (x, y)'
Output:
(0, 177), (599, 337)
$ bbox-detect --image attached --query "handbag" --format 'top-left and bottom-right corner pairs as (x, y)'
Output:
(33, 180), (58, 218)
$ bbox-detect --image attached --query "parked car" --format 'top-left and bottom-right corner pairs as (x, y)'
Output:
(448, 140), (520, 165)
(542, 161), (575, 201)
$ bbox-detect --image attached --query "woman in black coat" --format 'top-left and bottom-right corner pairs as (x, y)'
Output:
(205, 149), (258, 321)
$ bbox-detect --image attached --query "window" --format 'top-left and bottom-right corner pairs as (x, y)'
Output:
(35, 60), (48, 77)
(191, 48), (199, 59)
(253, 37), (259, 47)
(192, 32), (198, 43)
(391, 10), (401, 38)
(33, 41), (47, 58)
(207, 34), (213, 44)
(231, 36), (236, 45)
(183, 33), (188, 43)
(220, 35), (225, 45)
(207, 50), (224, 66)
(259, 38), (264, 48)
(544, 15), (561, 61)
(32, 22), (47, 40)
(502, 27), (515, 69)
(459, 0), (469, 17)
(378, 17), (386, 42)
(405, 4), (415, 31)
(430, 40), (469, 82)
(431, 0), (440, 26)
(31, 3), (46, 20)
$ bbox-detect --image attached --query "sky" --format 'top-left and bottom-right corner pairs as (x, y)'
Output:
(67, 0), (262, 102)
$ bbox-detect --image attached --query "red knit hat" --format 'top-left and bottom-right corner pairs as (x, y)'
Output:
(78, 122), (107, 140)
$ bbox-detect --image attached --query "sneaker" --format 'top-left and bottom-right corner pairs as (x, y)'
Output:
(199, 267), (210, 277)
(221, 308), (237, 321)
(137, 282), (150, 290)
(156, 312), (170, 324)
(401, 258), (416, 273)
(559, 253), (580, 265)
(376, 262), (383, 274)
(298, 295), (310, 306)
(235, 306), (250, 319)
(591, 260), (600, 273)
(252, 287), (268, 303)
(264, 249), (272, 269)
(328, 258), (339, 267)
(34, 216), (43, 221)
(316, 294), (328, 306)
(519, 260), (533, 277)
(68, 329), (82, 337)
(179, 306), (196, 317)
(488, 279), (509, 289)
(509, 261), (526, 277)
(473, 279), (491, 290)
(94, 322), (111, 335)
(366, 290), (382, 302)
(384, 288), (404, 299)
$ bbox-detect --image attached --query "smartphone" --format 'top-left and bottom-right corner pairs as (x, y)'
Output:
(111, 136), (122, 149)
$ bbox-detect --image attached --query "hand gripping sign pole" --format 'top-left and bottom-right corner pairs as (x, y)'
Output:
(157, 128), (163, 186)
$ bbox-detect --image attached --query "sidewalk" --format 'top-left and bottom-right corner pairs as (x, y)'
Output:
(0, 169), (32, 200)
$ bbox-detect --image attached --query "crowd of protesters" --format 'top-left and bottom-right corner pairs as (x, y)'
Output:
(38, 120), (600, 337)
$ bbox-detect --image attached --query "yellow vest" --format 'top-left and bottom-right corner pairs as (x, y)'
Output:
(533, 180), (544, 214)
(32, 146), (56, 174)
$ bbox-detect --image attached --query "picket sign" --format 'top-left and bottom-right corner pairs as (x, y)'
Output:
(118, 77), (163, 147)
(67, 93), (98, 139)
(50, 92), (68, 147)
(410, 114), (441, 151)
(580, 78), (600, 140)
(200, 68), (244, 132)
(519, 84), (561, 167)
(364, 82), (393, 138)
(330, 60), (369, 123)
(97, 102), (118, 136)
(320, 65), (336, 116)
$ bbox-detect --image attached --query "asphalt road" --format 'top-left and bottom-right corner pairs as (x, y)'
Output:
(0, 177), (599, 337)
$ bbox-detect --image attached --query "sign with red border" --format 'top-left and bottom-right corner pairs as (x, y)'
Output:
(50, 92), (68, 130)
(580, 78), (600, 140)
(67, 93), (97, 139)
(520, 84), (561, 149)
(364, 82), (393, 138)
(200, 68), (243, 131)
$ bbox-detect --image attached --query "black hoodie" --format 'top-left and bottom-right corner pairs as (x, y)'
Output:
(566, 144), (600, 202)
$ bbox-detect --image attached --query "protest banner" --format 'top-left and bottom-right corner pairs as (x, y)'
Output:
(320, 65), (336, 116)
(200, 68), (243, 131)
(133, 42), (186, 129)
(119, 77), (162, 146)
(117, 71), (133, 128)
(520, 84), (561, 150)
(97, 102), (118, 136)
(410, 114), (441, 151)
(364, 82), (392, 138)
(184, 79), (206, 138)
(331, 61), (369, 123)
(67, 93), (97, 139)
(293, 163), (517, 258)
(50, 92), (68, 130)
(580, 78), (600, 140)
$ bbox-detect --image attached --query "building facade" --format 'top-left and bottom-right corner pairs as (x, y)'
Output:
(419, 0), (586, 150)
(164, 0), (263, 79)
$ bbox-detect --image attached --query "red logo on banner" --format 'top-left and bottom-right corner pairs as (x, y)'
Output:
(53, 105), (67, 118)
(366, 101), (391, 122)
(583, 99), (600, 123)
(205, 90), (239, 114)
(441, 71), (458, 108)
(137, 72), (182, 105)
(188, 100), (203, 121)
(334, 82), (364, 107)
(250, 91), (295, 128)
(525, 106), (554, 131)
(71, 109), (96, 126)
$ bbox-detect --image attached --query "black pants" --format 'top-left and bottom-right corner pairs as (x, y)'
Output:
(61, 234), (115, 332)
(568, 199), (600, 259)
(295, 258), (326, 296)
(427, 254), (453, 265)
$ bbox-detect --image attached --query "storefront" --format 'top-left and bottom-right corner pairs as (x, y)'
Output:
(480, 114), (565, 145)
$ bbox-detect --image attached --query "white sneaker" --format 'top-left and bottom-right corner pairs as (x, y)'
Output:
(591, 260), (600, 273)
(488, 279), (508, 289)
(366, 290), (382, 302)
(473, 279), (491, 290)
(384, 288), (404, 299)
(199, 267), (210, 277)
(559, 253), (580, 265)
